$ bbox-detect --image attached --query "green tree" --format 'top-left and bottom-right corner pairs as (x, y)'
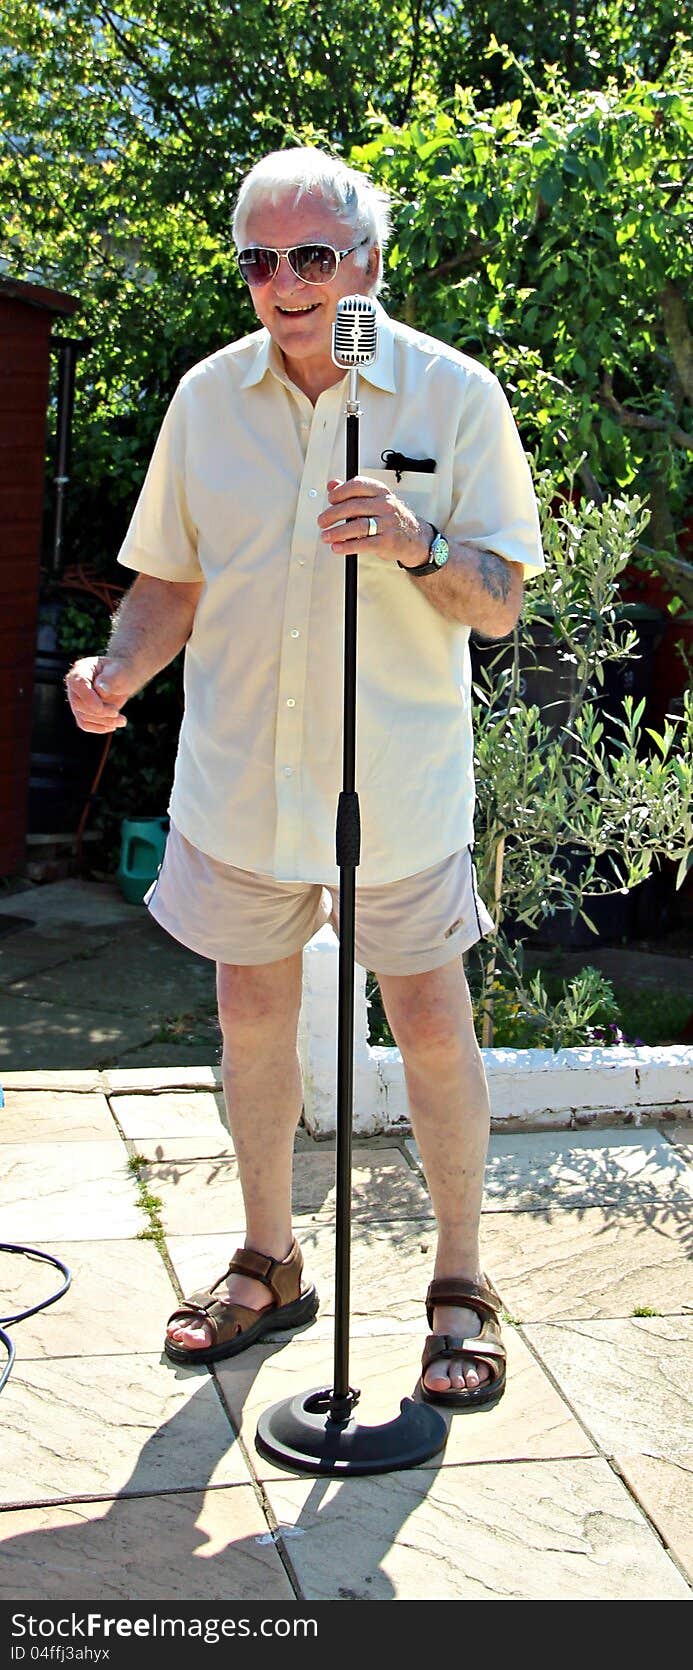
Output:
(351, 42), (693, 598)
(2, 4), (690, 583)
(1, 2), (690, 916)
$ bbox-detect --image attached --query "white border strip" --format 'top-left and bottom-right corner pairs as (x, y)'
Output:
(297, 929), (693, 1137)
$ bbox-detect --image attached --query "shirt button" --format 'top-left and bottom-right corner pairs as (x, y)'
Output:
(283, 766), (293, 777)
(286, 698), (296, 708)
(290, 629), (300, 638)
(308, 488), (318, 499)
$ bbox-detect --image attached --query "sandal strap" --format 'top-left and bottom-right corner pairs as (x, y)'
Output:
(227, 1238), (302, 1306)
(425, 1274), (500, 1330)
(203, 1298), (264, 1346)
(167, 1240), (304, 1341)
(166, 1302), (210, 1328)
(422, 1331), (505, 1382)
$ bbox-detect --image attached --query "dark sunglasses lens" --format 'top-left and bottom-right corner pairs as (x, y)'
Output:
(290, 244), (338, 282)
(238, 248), (277, 285)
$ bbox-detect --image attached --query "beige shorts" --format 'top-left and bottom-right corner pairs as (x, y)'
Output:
(145, 822), (494, 976)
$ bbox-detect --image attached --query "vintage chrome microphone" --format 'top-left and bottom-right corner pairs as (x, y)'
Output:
(255, 296), (447, 1475)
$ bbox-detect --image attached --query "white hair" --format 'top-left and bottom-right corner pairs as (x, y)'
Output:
(232, 147), (393, 293)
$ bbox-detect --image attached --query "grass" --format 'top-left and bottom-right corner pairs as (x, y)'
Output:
(597, 984), (690, 1047)
(127, 1153), (166, 1250)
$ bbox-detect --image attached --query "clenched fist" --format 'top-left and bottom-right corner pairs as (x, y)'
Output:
(65, 655), (135, 734)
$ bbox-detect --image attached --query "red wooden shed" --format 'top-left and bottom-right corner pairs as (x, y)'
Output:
(0, 273), (79, 876)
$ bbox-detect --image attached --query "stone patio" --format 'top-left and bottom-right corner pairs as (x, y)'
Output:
(0, 1076), (690, 1601)
(0, 878), (690, 1602)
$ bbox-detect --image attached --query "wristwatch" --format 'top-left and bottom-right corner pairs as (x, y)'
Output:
(397, 524), (450, 577)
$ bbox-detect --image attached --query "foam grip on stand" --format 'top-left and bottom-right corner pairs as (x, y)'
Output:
(335, 791), (361, 869)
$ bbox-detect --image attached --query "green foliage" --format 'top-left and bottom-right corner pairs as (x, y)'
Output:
(352, 48), (693, 571)
(2, 2), (691, 1031)
(469, 468), (693, 1043)
(2, 5), (690, 580)
(471, 963), (621, 1049)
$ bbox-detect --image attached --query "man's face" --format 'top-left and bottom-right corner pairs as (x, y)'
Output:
(241, 192), (377, 371)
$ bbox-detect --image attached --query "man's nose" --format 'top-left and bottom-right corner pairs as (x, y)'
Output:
(271, 253), (305, 294)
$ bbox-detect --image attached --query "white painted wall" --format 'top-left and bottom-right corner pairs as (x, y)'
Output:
(298, 925), (693, 1138)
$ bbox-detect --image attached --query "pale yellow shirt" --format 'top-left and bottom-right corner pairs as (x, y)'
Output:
(118, 301), (544, 885)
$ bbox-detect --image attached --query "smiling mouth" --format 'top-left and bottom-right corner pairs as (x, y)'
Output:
(277, 303), (319, 315)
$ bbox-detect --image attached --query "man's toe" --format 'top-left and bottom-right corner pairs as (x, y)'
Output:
(425, 1362), (454, 1392)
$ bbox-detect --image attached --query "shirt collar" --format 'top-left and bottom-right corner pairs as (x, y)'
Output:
(239, 297), (396, 394)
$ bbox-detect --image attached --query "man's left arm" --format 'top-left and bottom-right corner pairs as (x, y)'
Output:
(319, 480), (525, 636)
(399, 524), (524, 636)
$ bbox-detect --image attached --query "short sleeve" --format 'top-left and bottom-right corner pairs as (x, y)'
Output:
(117, 384), (203, 582)
(446, 373), (545, 580)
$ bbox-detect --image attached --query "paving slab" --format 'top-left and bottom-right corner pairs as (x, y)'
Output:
(0, 1088), (117, 1143)
(407, 1127), (693, 1213)
(0, 1486), (294, 1602)
(258, 1458), (690, 1600)
(0, 1140), (143, 1240)
(0, 879), (142, 929)
(0, 1070), (107, 1091)
(215, 1323), (594, 1475)
(109, 1088), (231, 1144)
(524, 1316), (693, 1462)
(0, 996), (163, 1071)
(0, 1240), (176, 1359)
(145, 1147), (430, 1237)
(615, 1452), (693, 1583)
(0, 925), (116, 981)
(483, 1203), (692, 1322)
(0, 1354), (249, 1506)
(132, 1133), (237, 1163)
(666, 1123), (693, 1164)
(5, 921), (216, 1019)
(107, 1034), (223, 1069)
(105, 1067), (221, 1092)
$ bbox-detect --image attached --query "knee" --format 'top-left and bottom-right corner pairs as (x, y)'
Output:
(384, 998), (463, 1060)
(216, 956), (302, 1047)
(380, 964), (477, 1061)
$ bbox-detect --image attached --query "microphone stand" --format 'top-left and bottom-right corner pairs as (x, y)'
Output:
(255, 326), (447, 1474)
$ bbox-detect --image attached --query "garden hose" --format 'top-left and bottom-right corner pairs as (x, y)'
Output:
(0, 1243), (72, 1395)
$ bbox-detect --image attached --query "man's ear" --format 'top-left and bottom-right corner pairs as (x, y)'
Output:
(367, 243), (380, 283)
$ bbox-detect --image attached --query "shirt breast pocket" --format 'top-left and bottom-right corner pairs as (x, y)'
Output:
(361, 464), (435, 525)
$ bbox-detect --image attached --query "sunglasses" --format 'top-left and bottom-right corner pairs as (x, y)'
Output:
(237, 237), (369, 287)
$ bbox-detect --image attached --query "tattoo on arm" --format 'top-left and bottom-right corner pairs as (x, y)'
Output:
(478, 551), (512, 602)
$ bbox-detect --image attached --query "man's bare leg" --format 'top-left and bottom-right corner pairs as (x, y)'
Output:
(166, 950), (305, 1352)
(375, 958), (492, 1394)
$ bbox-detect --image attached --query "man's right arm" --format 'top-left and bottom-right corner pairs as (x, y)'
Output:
(65, 571), (203, 734)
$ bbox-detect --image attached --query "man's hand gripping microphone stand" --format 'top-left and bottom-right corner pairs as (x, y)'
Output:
(255, 296), (447, 1474)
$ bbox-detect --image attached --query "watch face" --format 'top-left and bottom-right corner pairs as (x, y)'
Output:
(432, 535), (449, 566)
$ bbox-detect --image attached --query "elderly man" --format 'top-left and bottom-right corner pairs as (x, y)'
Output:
(66, 145), (544, 1409)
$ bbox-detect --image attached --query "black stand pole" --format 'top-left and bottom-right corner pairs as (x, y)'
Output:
(255, 372), (447, 1475)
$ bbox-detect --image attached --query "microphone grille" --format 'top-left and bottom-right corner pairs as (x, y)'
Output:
(332, 295), (378, 367)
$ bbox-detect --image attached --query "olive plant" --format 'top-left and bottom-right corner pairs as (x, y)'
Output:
(472, 465), (692, 1045)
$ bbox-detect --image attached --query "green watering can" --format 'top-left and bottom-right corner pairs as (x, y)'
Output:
(116, 816), (168, 904)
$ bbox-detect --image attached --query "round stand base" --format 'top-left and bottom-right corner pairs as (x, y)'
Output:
(255, 1386), (447, 1476)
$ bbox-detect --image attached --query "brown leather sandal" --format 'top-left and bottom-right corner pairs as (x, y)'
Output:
(420, 1274), (506, 1410)
(164, 1238), (318, 1365)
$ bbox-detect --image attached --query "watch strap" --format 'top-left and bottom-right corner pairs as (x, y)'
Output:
(397, 525), (447, 576)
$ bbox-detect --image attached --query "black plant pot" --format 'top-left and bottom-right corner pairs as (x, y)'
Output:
(471, 605), (670, 947)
